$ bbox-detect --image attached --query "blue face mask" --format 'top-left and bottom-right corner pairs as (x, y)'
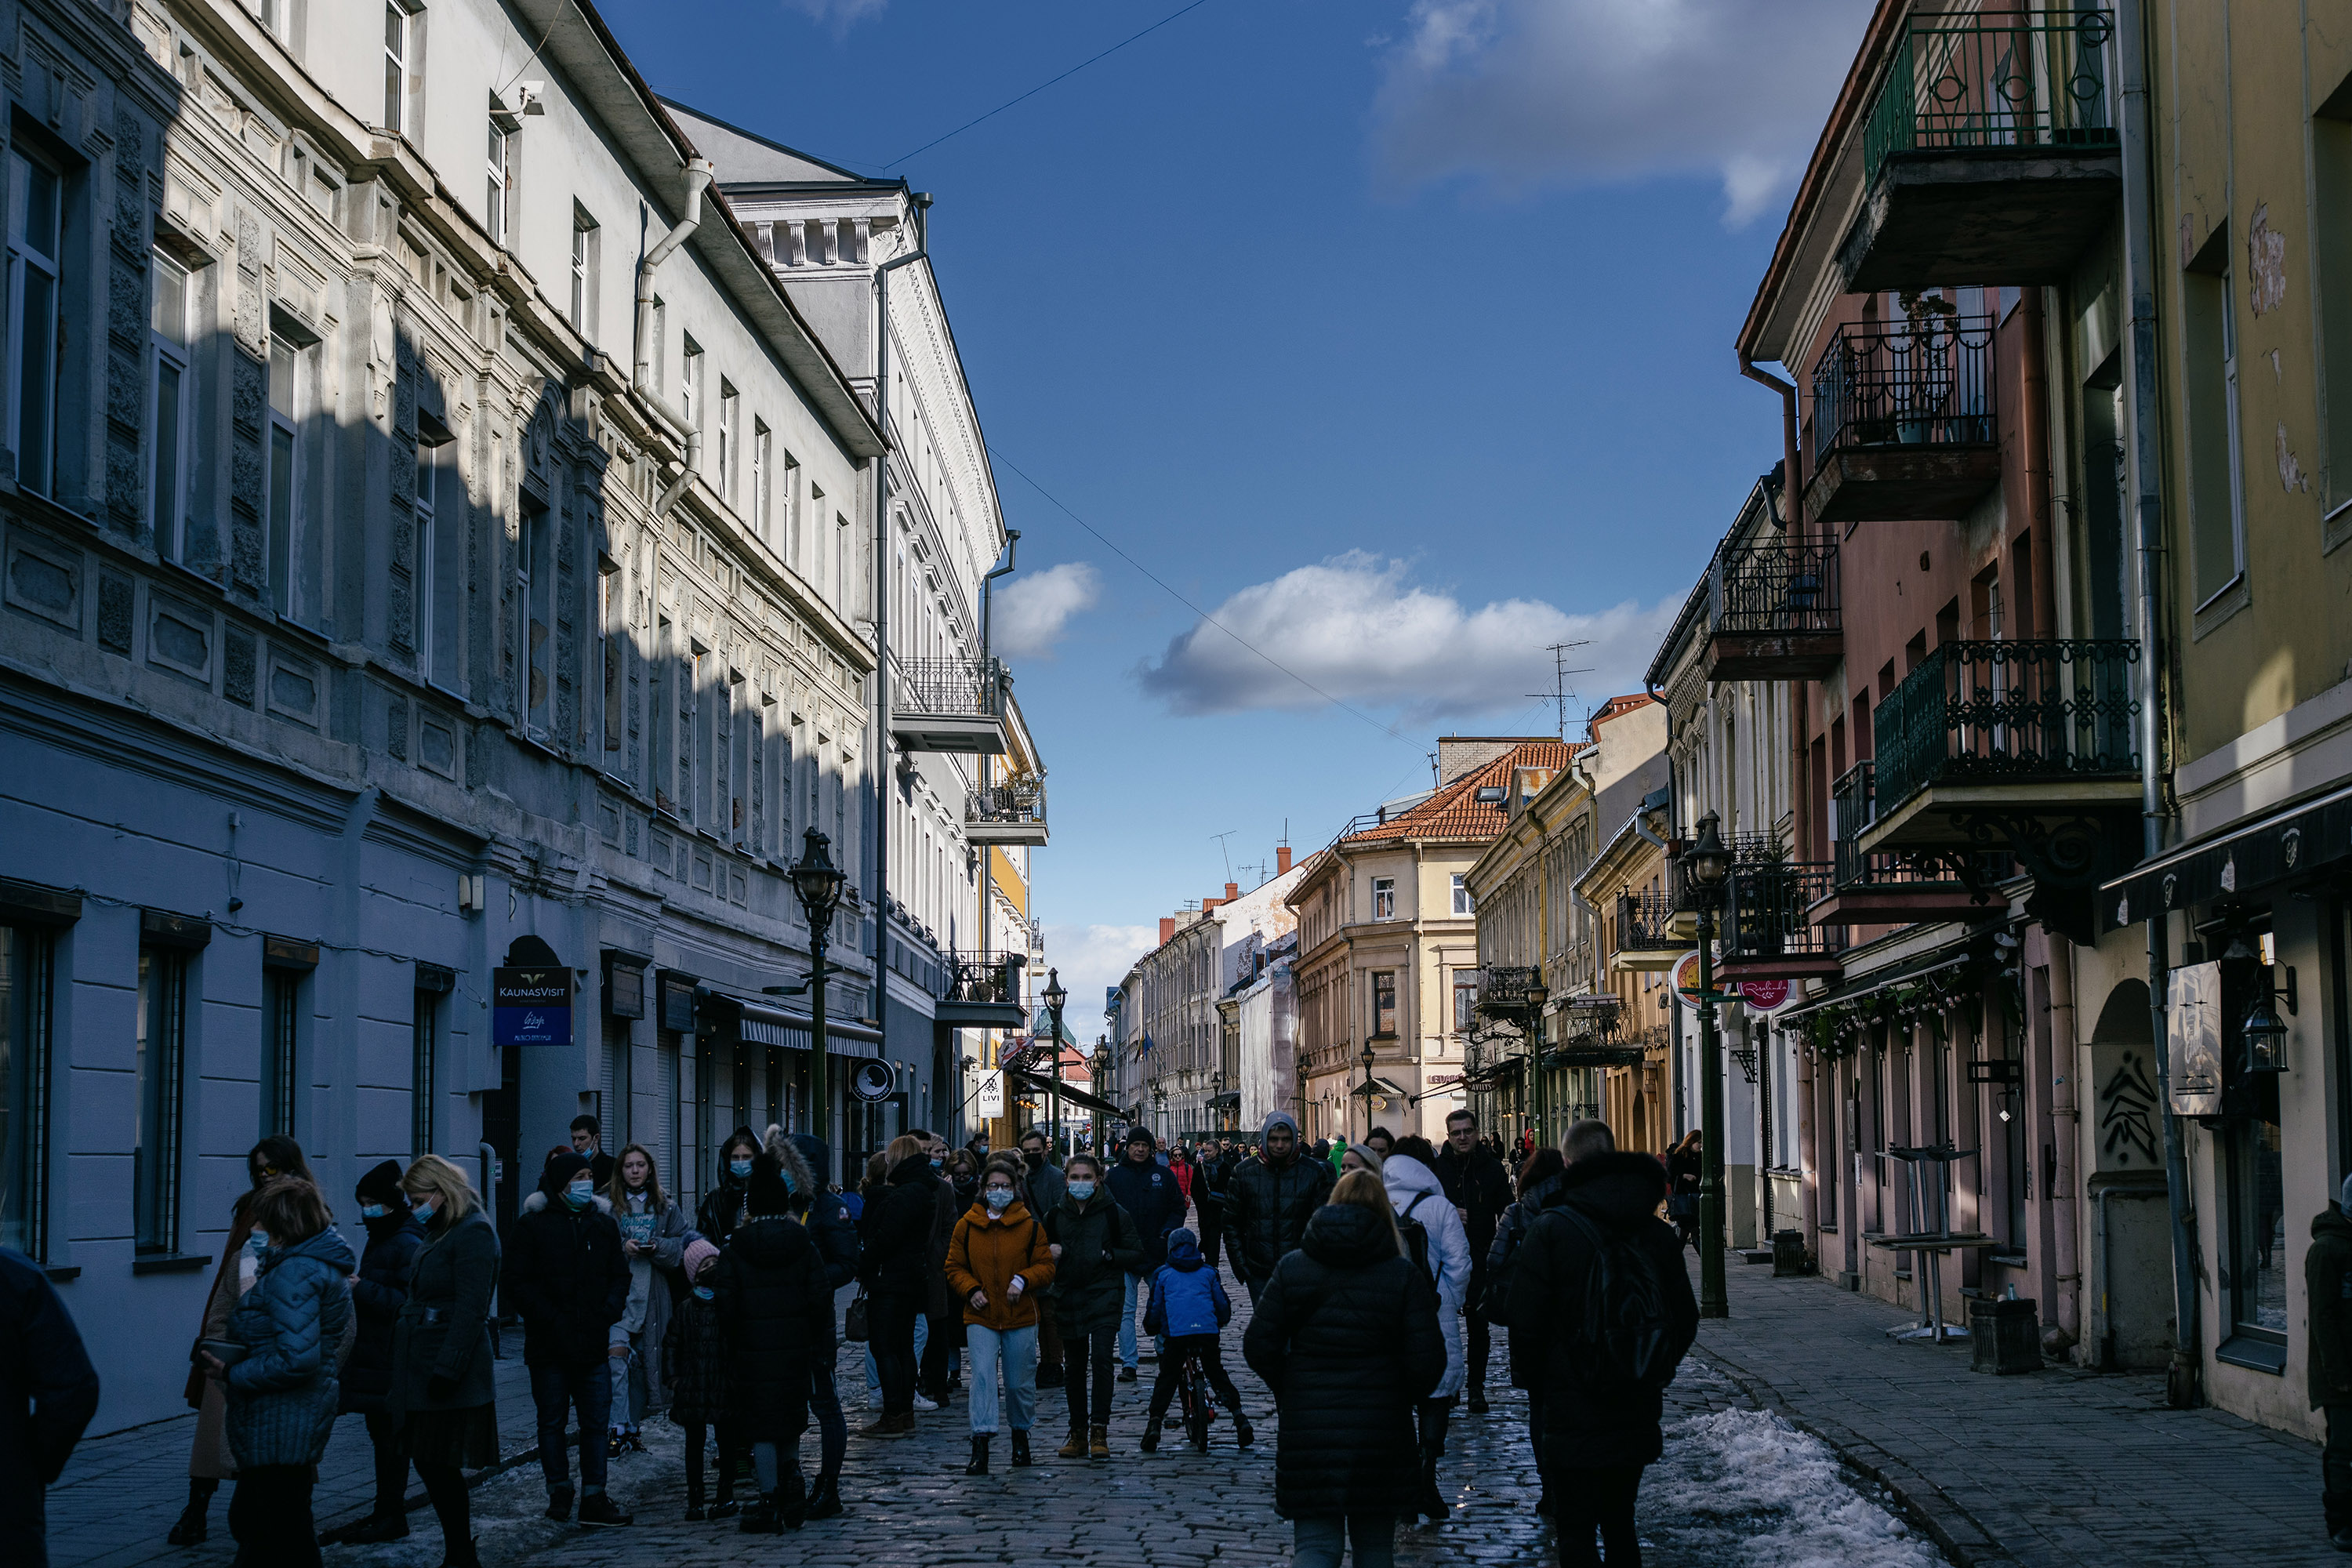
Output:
(692, 1284), (714, 1301)
(730, 1157), (753, 1179)
(782, 1169), (798, 1195)
(984, 1187), (1014, 1212)
(564, 1179), (595, 1209)
(247, 1230), (271, 1254)
(931, 1156), (944, 1171)
(1066, 1180), (1096, 1201)
(361, 1204), (388, 1220)
(411, 1201), (437, 1226)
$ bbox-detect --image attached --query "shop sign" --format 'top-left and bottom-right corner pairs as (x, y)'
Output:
(851, 1059), (897, 1103)
(2165, 962), (2223, 1118)
(975, 1069), (1006, 1118)
(1740, 979), (1792, 1014)
(492, 967), (573, 1047)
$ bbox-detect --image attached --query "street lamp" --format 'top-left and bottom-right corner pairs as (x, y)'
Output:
(1681, 810), (1733, 1319)
(1359, 1040), (1377, 1142)
(1044, 967), (1068, 1156)
(1211, 1069), (1224, 1136)
(1524, 981), (1549, 1145)
(789, 827), (847, 1176)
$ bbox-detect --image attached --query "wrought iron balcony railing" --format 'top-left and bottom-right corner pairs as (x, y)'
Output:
(1831, 760), (2016, 891)
(967, 781), (1047, 830)
(1475, 964), (1543, 1015)
(895, 656), (1005, 718)
(942, 949), (1026, 1005)
(1615, 887), (1683, 952)
(1872, 640), (2140, 814)
(1708, 539), (1840, 639)
(1722, 859), (1843, 964)
(1861, 9), (2118, 186)
(1812, 314), (1995, 463)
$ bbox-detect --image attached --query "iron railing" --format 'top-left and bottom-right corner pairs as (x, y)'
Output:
(1872, 640), (2141, 812)
(942, 949), (1026, 1005)
(1831, 760), (2016, 891)
(1722, 859), (1843, 964)
(1862, 9), (2118, 185)
(967, 780), (1047, 831)
(1475, 965), (1543, 1014)
(1812, 315), (1996, 463)
(895, 656), (1005, 718)
(1615, 887), (1682, 952)
(1709, 540), (1841, 637)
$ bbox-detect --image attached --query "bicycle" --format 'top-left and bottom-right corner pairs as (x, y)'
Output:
(1174, 1343), (1216, 1452)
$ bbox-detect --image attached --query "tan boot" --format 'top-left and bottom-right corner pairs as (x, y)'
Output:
(1058, 1425), (1087, 1461)
(1088, 1423), (1111, 1460)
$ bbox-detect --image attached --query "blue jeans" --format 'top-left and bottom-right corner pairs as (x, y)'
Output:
(1294, 1515), (1396, 1568)
(1120, 1272), (1159, 1370)
(530, 1360), (612, 1495)
(608, 1330), (647, 1432)
(965, 1323), (1037, 1434)
(866, 1308), (929, 1401)
(811, 1363), (845, 1479)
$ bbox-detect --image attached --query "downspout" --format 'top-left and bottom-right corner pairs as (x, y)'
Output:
(2115, 0), (2198, 1408)
(633, 158), (715, 517)
(869, 193), (928, 993)
(2049, 935), (2084, 1348)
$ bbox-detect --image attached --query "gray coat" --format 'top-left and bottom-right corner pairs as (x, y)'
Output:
(612, 1189), (688, 1405)
(388, 1207), (499, 1416)
(223, 1227), (357, 1469)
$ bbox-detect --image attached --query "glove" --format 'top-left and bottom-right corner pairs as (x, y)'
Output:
(426, 1374), (459, 1403)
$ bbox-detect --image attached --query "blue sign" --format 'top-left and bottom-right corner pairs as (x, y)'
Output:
(493, 967), (573, 1047)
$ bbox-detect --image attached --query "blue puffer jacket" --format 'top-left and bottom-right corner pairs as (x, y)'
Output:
(225, 1225), (357, 1468)
(1144, 1229), (1230, 1339)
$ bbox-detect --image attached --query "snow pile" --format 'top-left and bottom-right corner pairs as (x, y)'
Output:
(1642, 1406), (1947, 1567)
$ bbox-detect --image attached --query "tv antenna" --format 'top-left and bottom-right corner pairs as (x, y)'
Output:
(1210, 830), (1237, 883)
(1528, 641), (1593, 739)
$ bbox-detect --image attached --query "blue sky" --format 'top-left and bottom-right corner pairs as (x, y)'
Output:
(604, 0), (1872, 1023)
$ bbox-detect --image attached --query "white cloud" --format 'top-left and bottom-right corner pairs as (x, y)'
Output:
(993, 562), (1102, 659)
(782, 0), (888, 30)
(1134, 551), (1679, 724)
(1038, 924), (1160, 1041)
(1371, 0), (1873, 226)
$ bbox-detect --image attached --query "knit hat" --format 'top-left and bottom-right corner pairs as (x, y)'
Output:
(1261, 1110), (1299, 1139)
(683, 1236), (720, 1280)
(355, 1159), (405, 1207)
(1345, 1142), (1385, 1175)
(746, 1155), (793, 1218)
(1126, 1125), (1156, 1148)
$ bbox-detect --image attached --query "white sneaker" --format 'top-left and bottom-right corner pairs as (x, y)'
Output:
(913, 1392), (939, 1412)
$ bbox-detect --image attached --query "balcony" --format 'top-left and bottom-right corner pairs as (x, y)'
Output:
(1474, 964), (1543, 1019)
(1704, 539), (1842, 681)
(891, 657), (1007, 753)
(1806, 316), (2000, 525)
(1613, 887), (1690, 972)
(966, 777), (1048, 847)
(1809, 760), (2015, 927)
(935, 949), (1028, 1028)
(1720, 858), (1845, 981)
(1841, 9), (2122, 292)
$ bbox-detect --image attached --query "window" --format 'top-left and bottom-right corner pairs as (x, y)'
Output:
(602, 1021), (632, 1147)
(8, 151), (61, 497)
(485, 116), (511, 247)
(414, 430), (437, 670)
(809, 482), (826, 589)
(1454, 975), (1477, 1033)
(717, 382), (738, 501)
(135, 947), (188, 1254)
(266, 338), (305, 620)
(262, 967), (301, 1138)
(569, 212), (596, 337)
(382, 4), (412, 135)
(150, 253), (192, 559)
(520, 497), (551, 735)
(783, 450), (801, 566)
(0, 925), (54, 1258)
(412, 986), (437, 1156)
(600, 561), (623, 760)
(681, 336), (702, 434)
(2184, 230), (2246, 606)
(1372, 971), (1398, 1036)
(752, 420), (771, 540)
(1451, 873), (1474, 916)
(1371, 877), (1396, 920)
(260, 0), (290, 38)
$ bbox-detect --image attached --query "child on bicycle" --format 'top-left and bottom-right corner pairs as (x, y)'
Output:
(1140, 1226), (1253, 1451)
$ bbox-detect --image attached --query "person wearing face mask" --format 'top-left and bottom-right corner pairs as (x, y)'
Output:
(786, 1131), (858, 1518)
(663, 1239), (738, 1520)
(1016, 1130), (1066, 1391)
(505, 1150), (633, 1526)
(1044, 1153), (1141, 1461)
(712, 1146), (835, 1532)
(697, 1128), (764, 1246)
(387, 1156), (500, 1566)
(605, 1143), (689, 1457)
(943, 1156), (1056, 1475)
(856, 1134), (942, 1439)
(1106, 1127), (1190, 1383)
(169, 1136), (315, 1548)
(335, 1160), (426, 1544)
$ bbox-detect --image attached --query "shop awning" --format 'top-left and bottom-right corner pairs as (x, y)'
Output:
(728, 996), (884, 1059)
(1461, 1056), (1524, 1088)
(1207, 1091), (1242, 1109)
(2100, 777), (2352, 933)
(1773, 944), (1987, 1026)
(1350, 1075), (1413, 1100)
(1004, 1065), (1124, 1117)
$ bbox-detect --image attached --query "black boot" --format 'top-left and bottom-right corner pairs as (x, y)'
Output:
(739, 1493), (779, 1535)
(577, 1491), (633, 1527)
(168, 1479), (216, 1547)
(543, 1485), (573, 1523)
(1231, 1407), (1255, 1447)
(966, 1435), (992, 1475)
(1141, 1415), (1163, 1454)
(1417, 1445), (1446, 1523)
(1010, 1430), (1033, 1468)
(777, 1470), (807, 1530)
(439, 1538), (484, 1568)
(804, 1473), (845, 1519)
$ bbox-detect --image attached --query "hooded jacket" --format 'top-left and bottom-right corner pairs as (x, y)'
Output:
(339, 1206), (423, 1415)
(1383, 1154), (1472, 1399)
(713, 1212), (833, 1443)
(2310, 1203), (2352, 1409)
(1145, 1229), (1231, 1339)
(1226, 1117), (1337, 1286)
(1483, 1168), (1568, 1327)
(789, 1133), (862, 1293)
(1504, 1151), (1699, 1468)
(504, 1156), (630, 1367)
(861, 1152), (943, 1298)
(1044, 1185), (1144, 1334)
(695, 1126), (763, 1245)
(223, 1225), (358, 1469)
(1106, 1148), (1190, 1274)
(946, 1195), (1057, 1332)
(1243, 1202), (1446, 1519)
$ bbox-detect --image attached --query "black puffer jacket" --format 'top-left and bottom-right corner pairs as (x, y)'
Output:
(1044, 1189), (1144, 1335)
(662, 1290), (731, 1427)
(503, 1164), (630, 1368)
(860, 1153), (942, 1299)
(1243, 1203), (1445, 1520)
(1482, 1169), (1568, 1327)
(713, 1217), (833, 1444)
(1504, 1152), (1699, 1469)
(1225, 1152), (1335, 1286)
(1435, 1142), (1513, 1263)
(339, 1210), (423, 1414)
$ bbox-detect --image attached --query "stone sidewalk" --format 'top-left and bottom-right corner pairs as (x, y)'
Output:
(1696, 1258), (2333, 1566)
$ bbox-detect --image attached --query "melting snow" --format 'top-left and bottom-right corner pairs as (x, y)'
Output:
(1642, 1404), (1947, 1566)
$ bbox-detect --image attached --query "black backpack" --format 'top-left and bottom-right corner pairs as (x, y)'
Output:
(1395, 1191), (1432, 1277)
(1479, 1202), (1534, 1327)
(1553, 1204), (1675, 1393)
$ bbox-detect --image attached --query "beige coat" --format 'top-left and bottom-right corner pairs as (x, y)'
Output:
(187, 1207), (255, 1479)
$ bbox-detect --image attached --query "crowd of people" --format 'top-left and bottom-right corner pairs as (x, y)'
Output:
(5, 1104), (1709, 1568)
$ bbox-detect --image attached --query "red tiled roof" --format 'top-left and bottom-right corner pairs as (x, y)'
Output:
(1340, 739), (1581, 846)
(1586, 692), (1657, 736)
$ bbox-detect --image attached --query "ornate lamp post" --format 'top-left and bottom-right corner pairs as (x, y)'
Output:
(1681, 811), (1733, 1319)
(789, 827), (847, 1174)
(1359, 1040), (1377, 1142)
(1523, 980), (1549, 1143)
(1043, 967), (1068, 1156)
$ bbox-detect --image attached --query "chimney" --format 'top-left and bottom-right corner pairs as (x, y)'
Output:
(1159, 916), (1175, 946)
(1277, 845), (1293, 874)
(1225, 881), (1240, 902)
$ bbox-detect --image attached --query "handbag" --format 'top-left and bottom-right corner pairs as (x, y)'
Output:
(844, 1286), (870, 1343)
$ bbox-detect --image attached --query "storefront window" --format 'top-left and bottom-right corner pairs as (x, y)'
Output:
(2225, 1109), (2288, 1347)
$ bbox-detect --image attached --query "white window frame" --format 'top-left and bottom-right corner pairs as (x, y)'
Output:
(681, 336), (702, 437)
(1371, 876), (1396, 921)
(383, 3), (413, 136)
(570, 212), (594, 336)
(485, 114), (510, 248)
(1451, 873), (1474, 916)
(752, 419), (770, 539)
(717, 381), (738, 503)
(8, 149), (62, 499)
(149, 252), (193, 561)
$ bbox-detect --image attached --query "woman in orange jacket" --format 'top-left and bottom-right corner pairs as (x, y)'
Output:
(945, 1156), (1055, 1476)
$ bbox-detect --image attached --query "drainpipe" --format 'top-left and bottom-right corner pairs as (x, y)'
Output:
(869, 193), (930, 949)
(633, 158), (715, 517)
(2049, 935), (2084, 1348)
(2114, 0), (2198, 1409)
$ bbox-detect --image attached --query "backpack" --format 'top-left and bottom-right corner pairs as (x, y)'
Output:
(1554, 1204), (1675, 1393)
(1395, 1191), (1432, 1278)
(1479, 1202), (1534, 1327)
